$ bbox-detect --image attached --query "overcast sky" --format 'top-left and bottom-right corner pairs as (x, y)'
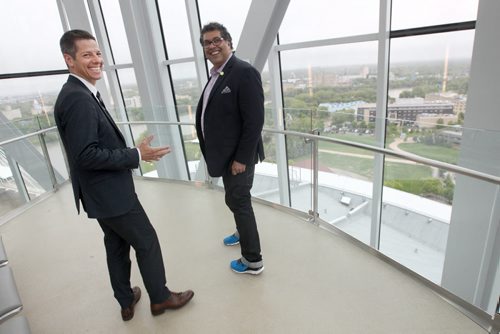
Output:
(0, 0), (479, 97)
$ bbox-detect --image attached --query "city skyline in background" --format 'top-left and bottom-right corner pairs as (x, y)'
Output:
(0, 0), (478, 97)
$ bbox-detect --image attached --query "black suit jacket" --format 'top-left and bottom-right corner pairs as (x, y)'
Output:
(55, 75), (139, 219)
(195, 55), (265, 177)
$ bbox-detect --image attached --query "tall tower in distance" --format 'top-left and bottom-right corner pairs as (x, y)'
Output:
(307, 64), (313, 97)
(442, 45), (449, 93)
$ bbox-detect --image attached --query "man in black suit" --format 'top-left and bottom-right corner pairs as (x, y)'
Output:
(54, 30), (193, 321)
(195, 22), (265, 275)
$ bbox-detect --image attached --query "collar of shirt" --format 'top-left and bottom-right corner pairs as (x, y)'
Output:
(209, 53), (232, 78)
(70, 73), (98, 96)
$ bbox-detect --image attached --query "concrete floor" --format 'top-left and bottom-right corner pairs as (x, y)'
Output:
(0, 178), (487, 333)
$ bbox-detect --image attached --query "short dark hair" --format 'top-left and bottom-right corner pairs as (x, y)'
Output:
(200, 22), (233, 49)
(60, 29), (96, 58)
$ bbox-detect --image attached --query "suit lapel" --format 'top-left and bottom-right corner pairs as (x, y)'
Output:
(206, 55), (236, 108)
(67, 76), (126, 144)
(92, 94), (126, 143)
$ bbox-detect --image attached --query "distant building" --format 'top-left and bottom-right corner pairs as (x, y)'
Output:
(319, 101), (366, 112)
(425, 92), (467, 115)
(415, 114), (458, 128)
(1, 106), (22, 120)
(357, 101), (454, 125)
(124, 96), (142, 108)
(436, 129), (462, 145)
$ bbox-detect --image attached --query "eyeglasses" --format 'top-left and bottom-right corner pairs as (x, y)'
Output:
(202, 37), (224, 48)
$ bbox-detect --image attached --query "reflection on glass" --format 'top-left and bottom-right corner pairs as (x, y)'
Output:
(197, 0), (251, 49)
(100, 0), (132, 64)
(0, 0), (65, 73)
(391, 0), (479, 30)
(279, 0), (379, 44)
(157, 0), (193, 59)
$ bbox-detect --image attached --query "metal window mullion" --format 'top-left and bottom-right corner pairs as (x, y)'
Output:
(276, 33), (379, 52)
(87, 0), (135, 150)
(370, 0), (392, 249)
(185, 0), (211, 183)
(185, 0), (208, 93)
(268, 40), (291, 207)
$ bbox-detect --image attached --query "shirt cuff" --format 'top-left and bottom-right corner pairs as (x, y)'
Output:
(136, 147), (141, 165)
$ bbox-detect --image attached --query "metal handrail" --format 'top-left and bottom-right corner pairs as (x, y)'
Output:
(0, 126), (57, 147)
(2, 122), (499, 185)
(117, 120), (500, 185)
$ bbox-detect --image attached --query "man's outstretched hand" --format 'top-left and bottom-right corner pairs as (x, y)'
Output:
(137, 135), (171, 162)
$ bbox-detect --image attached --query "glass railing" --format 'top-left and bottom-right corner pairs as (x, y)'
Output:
(1, 116), (499, 329)
(0, 126), (66, 217)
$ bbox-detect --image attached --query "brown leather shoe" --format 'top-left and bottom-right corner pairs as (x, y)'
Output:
(150, 290), (194, 316)
(121, 286), (141, 321)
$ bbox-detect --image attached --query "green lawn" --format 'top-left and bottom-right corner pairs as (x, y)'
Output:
(319, 133), (379, 154)
(318, 153), (433, 180)
(398, 143), (459, 164)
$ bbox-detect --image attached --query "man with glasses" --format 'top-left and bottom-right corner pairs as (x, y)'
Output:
(195, 22), (265, 275)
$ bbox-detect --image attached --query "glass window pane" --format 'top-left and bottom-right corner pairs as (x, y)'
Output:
(116, 68), (141, 121)
(46, 131), (69, 180)
(0, 0), (65, 73)
(318, 144), (375, 244)
(280, 42), (378, 136)
(0, 149), (26, 216)
(391, 0), (479, 30)
(170, 62), (202, 110)
(100, 0), (132, 64)
(252, 133), (281, 204)
(170, 62), (201, 146)
(380, 162), (452, 284)
(381, 29), (476, 284)
(157, 0), (193, 59)
(279, 0), (379, 44)
(0, 75), (68, 139)
(387, 30), (475, 164)
(280, 42), (378, 215)
(286, 125), (313, 212)
(197, 0), (252, 50)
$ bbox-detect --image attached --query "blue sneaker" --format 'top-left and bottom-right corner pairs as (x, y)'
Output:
(223, 233), (240, 246)
(230, 259), (264, 275)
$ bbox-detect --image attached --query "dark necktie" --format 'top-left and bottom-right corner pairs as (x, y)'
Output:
(95, 91), (125, 142)
(96, 91), (107, 110)
(96, 91), (114, 120)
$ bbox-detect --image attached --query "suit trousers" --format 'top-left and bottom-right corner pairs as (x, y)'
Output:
(97, 198), (170, 308)
(222, 163), (262, 263)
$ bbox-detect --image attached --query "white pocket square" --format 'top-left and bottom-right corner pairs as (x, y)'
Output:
(221, 86), (231, 94)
